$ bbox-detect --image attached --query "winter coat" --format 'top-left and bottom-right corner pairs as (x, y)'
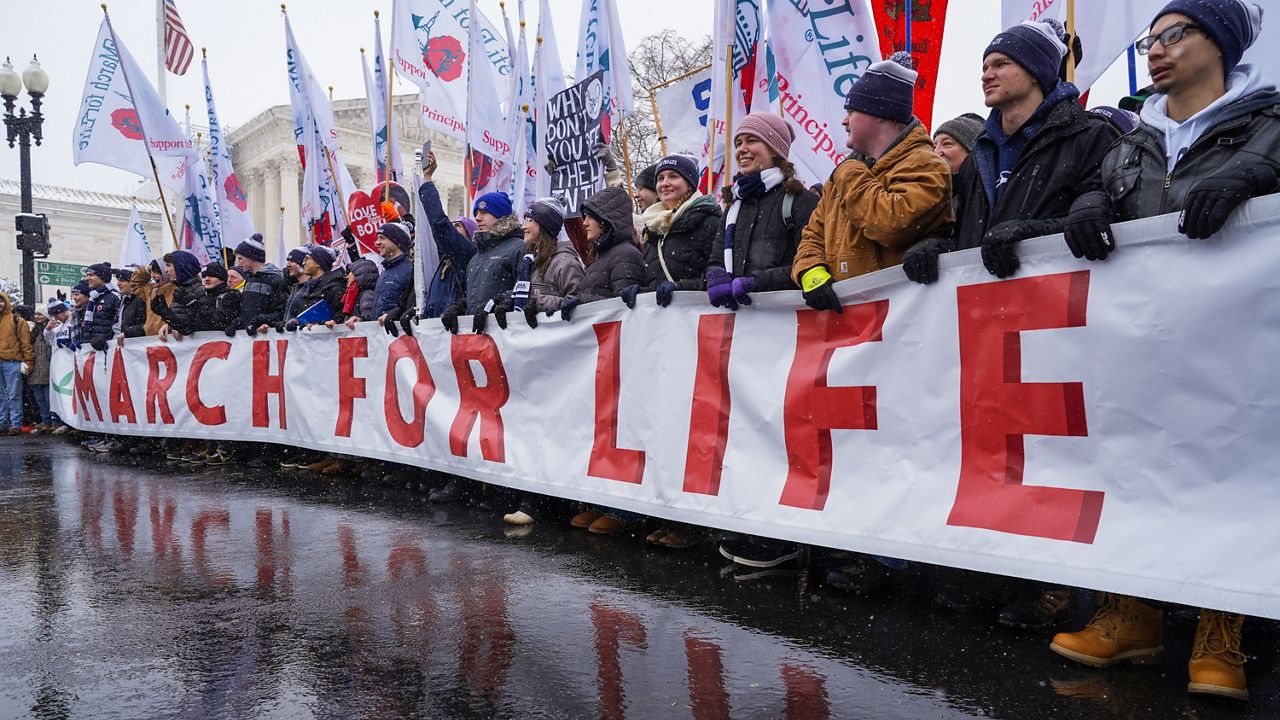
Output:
(576, 187), (646, 303)
(145, 282), (175, 336)
(640, 194), (722, 291)
(164, 277), (212, 336)
(0, 293), (34, 364)
(82, 285), (123, 347)
(28, 321), (51, 385)
(373, 253), (413, 319)
(346, 258), (379, 320)
(283, 278), (310, 322)
(708, 181), (819, 291)
(419, 181), (477, 317)
(300, 269), (349, 322)
(119, 292), (148, 338)
(532, 242), (585, 312)
(952, 83), (1119, 250)
(206, 283), (242, 331)
(793, 120), (954, 284)
(463, 215), (526, 315)
(238, 264), (288, 328)
(1099, 89), (1280, 221)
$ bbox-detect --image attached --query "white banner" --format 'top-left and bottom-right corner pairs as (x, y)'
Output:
(49, 197), (1280, 620)
(652, 67), (714, 159)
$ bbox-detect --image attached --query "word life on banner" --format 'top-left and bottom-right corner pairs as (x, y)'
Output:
(546, 70), (606, 214)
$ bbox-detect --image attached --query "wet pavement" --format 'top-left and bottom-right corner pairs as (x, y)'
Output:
(0, 436), (1275, 719)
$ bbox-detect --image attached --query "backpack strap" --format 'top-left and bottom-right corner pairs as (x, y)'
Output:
(782, 191), (796, 233)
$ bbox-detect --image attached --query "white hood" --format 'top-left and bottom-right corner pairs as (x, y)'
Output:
(1140, 64), (1276, 172)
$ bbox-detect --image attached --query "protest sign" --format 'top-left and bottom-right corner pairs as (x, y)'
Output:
(546, 71), (606, 214)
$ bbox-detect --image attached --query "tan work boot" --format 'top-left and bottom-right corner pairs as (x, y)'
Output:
(1050, 593), (1164, 667)
(1188, 610), (1248, 701)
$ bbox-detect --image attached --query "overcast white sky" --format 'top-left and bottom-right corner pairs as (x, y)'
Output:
(1, 0), (1158, 198)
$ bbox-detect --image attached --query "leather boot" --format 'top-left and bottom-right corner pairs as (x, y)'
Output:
(1050, 593), (1163, 667)
(1187, 610), (1248, 701)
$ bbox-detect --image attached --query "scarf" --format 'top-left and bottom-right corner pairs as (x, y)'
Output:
(341, 280), (360, 316)
(722, 167), (784, 271)
(512, 254), (535, 310)
(640, 191), (711, 237)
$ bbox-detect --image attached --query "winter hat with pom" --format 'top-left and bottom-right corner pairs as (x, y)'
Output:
(526, 196), (568, 238)
(844, 51), (919, 124)
(235, 233), (268, 263)
(985, 20), (1069, 95)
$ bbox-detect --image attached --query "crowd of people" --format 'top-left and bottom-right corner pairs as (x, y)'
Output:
(0, 0), (1273, 703)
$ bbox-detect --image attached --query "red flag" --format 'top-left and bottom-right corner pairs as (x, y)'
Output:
(871, 0), (950, 131)
(163, 0), (194, 76)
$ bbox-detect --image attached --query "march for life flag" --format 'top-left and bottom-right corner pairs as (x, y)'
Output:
(73, 16), (195, 191)
(764, 0), (880, 186)
(575, 0), (632, 141)
(465, 0), (515, 198)
(707, 0), (773, 181)
(369, 13), (405, 183)
(117, 205), (152, 269)
(532, 0), (568, 199)
(203, 56), (254, 247)
(652, 66), (714, 158)
(178, 108), (221, 265)
(503, 1), (537, 214)
(390, 0), (514, 149)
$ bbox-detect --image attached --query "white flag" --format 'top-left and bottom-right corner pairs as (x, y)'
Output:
(180, 149), (222, 265)
(372, 13), (405, 183)
(505, 1), (537, 213)
(575, 0), (631, 139)
(708, 0), (766, 181)
(653, 66), (714, 158)
(766, 0), (880, 186)
(533, 0), (568, 198)
(117, 204), (152, 268)
(203, 56), (255, 246)
(466, 0), (514, 163)
(73, 16), (194, 190)
(390, 0), (514, 147)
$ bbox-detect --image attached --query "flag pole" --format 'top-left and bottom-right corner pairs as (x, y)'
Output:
(1126, 43), (1138, 95)
(103, 4), (182, 250)
(1066, 0), (1077, 84)
(649, 88), (668, 158)
(619, 123), (635, 206)
(378, 9), (396, 196)
(155, 0), (166, 105)
(903, 0), (913, 60)
(722, 43), (734, 189)
(324, 148), (353, 231)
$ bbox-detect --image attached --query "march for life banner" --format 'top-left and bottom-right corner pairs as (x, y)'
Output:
(50, 197), (1280, 621)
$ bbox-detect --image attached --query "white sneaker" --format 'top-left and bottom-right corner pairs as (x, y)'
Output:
(502, 510), (535, 526)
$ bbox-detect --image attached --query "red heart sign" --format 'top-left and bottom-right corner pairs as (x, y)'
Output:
(347, 190), (381, 256)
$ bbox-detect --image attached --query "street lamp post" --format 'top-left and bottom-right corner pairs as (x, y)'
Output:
(1, 56), (49, 307)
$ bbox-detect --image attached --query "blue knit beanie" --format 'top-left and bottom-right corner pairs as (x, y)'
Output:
(307, 244), (336, 272)
(377, 222), (413, 252)
(473, 191), (514, 219)
(286, 247), (308, 266)
(985, 21), (1069, 95)
(1153, 0), (1263, 75)
(844, 52), (919, 124)
(235, 233), (268, 263)
(655, 154), (701, 191)
(86, 262), (113, 283)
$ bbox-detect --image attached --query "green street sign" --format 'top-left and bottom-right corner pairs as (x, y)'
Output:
(35, 261), (86, 288)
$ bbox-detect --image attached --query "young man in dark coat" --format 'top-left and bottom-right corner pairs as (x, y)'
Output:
(440, 192), (525, 334)
(346, 222), (415, 335)
(902, 19), (1119, 283)
(232, 234), (288, 335)
(418, 151), (478, 318)
(295, 245), (348, 326)
(200, 263), (241, 333)
(81, 262), (123, 352)
(113, 267), (148, 341)
(1054, 0), (1272, 701)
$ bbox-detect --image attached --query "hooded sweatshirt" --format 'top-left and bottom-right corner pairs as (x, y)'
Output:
(1140, 64), (1276, 171)
(0, 292), (34, 364)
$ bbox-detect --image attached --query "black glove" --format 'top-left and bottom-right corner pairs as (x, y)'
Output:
(149, 295), (169, 318)
(472, 308), (489, 334)
(90, 337), (108, 352)
(224, 325), (237, 338)
(618, 285), (639, 309)
(441, 300), (464, 335)
(383, 315), (400, 337)
(656, 281), (678, 307)
(341, 226), (357, 254)
(560, 297), (579, 322)
(491, 300), (512, 330)
(274, 322), (286, 334)
(399, 307), (417, 337)
(524, 302), (539, 329)
(285, 319), (300, 332)
(246, 323), (258, 337)
(902, 238), (949, 285)
(1064, 191), (1117, 261)
(56, 338), (70, 348)
(981, 219), (1051, 278)
(1180, 163), (1279, 240)
(801, 275), (842, 314)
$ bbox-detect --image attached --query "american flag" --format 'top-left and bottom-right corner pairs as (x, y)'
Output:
(163, 0), (194, 76)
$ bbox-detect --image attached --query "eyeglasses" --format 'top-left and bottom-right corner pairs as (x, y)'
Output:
(1136, 23), (1203, 55)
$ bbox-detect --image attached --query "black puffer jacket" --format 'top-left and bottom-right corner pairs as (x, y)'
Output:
(707, 181), (819, 291)
(347, 258), (379, 320)
(83, 286), (122, 347)
(464, 215), (526, 314)
(207, 283), (241, 331)
(576, 187), (645, 304)
(119, 292), (148, 338)
(952, 83), (1118, 250)
(165, 277), (211, 336)
(300, 269), (349, 322)
(238, 264), (288, 328)
(640, 194), (722, 291)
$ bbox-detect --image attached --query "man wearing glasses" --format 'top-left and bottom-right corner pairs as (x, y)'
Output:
(1057, 0), (1271, 702)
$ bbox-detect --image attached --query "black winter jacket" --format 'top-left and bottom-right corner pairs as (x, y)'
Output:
(206, 283), (241, 331)
(300, 269), (349, 322)
(118, 292), (148, 338)
(238, 264), (288, 328)
(952, 83), (1118, 250)
(640, 195), (722, 291)
(463, 216), (526, 314)
(165, 278), (211, 336)
(707, 183), (819, 291)
(576, 231), (646, 304)
(83, 286), (122, 346)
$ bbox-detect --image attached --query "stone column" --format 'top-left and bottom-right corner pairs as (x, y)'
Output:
(262, 159), (282, 260)
(245, 169), (264, 237)
(280, 157), (302, 249)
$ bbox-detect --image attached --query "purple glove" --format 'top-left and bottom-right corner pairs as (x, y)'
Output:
(705, 267), (737, 310)
(731, 275), (758, 306)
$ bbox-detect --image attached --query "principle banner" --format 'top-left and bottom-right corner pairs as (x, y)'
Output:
(51, 197), (1280, 620)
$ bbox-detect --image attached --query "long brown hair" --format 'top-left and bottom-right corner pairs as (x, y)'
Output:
(530, 229), (561, 278)
(720, 154), (807, 205)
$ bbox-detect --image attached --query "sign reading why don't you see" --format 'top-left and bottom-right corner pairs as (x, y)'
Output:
(546, 70), (605, 214)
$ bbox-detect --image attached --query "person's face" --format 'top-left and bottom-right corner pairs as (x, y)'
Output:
(636, 187), (659, 208)
(285, 260), (303, 278)
(227, 269), (245, 287)
(582, 213), (605, 242)
(118, 278), (134, 294)
(981, 52), (1038, 109)
(474, 210), (499, 233)
(453, 221), (469, 239)
(375, 234), (401, 260)
(164, 262), (176, 280)
(302, 256), (322, 275)
(34, 311), (47, 325)
(201, 275), (224, 290)
(656, 170), (692, 207)
(53, 310), (69, 323)
(71, 292), (87, 307)
(86, 274), (105, 289)
(150, 270), (163, 283)
(934, 133), (969, 174)
(735, 134), (776, 175)
(522, 216), (541, 243)
(1146, 13), (1221, 96)
(843, 110), (881, 155)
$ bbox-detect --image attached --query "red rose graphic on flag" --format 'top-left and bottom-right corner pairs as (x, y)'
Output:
(223, 174), (248, 211)
(425, 36), (465, 82)
(111, 109), (144, 140)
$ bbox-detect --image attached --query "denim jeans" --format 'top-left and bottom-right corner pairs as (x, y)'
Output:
(29, 384), (51, 425)
(0, 361), (22, 429)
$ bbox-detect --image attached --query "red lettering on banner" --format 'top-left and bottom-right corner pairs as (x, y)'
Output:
(684, 632), (730, 720)
(336, 336), (369, 437)
(384, 336), (435, 448)
(73, 352), (104, 421)
(781, 663), (831, 720)
(252, 340), (288, 429)
(144, 346), (178, 424)
(108, 349), (137, 424)
(781, 302), (887, 510)
(590, 602), (647, 720)
(449, 334), (510, 463)
(950, 271), (1103, 543)
(191, 507), (232, 585)
(684, 314), (735, 495)
(186, 341), (230, 426)
(589, 322), (646, 484)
